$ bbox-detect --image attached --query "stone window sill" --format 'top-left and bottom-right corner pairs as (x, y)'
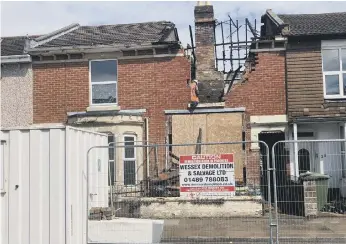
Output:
(87, 105), (121, 112)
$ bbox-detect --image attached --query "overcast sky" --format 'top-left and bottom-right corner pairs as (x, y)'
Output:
(1, 1), (346, 47)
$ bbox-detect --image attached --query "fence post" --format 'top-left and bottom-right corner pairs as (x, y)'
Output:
(271, 142), (279, 244)
(154, 145), (159, 178)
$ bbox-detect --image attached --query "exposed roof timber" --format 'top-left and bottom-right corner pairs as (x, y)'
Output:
(245, 18), (258, 37)
(266, 9), (286, 27)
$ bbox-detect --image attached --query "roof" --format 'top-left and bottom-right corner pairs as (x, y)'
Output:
(1, 35), (38, 56)
(277, 12), (346, 36)
(34, 21), (178, 49)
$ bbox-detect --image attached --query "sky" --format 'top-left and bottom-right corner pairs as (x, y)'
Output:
(2, 1), (346, 47)
(1, 0), (346, 72)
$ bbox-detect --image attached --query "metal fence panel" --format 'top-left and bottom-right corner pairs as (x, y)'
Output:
(272, 139), (346, 243)
(86, 141), (274, 244)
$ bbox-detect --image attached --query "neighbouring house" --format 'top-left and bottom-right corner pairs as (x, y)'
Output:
(22, 21), (191, 189)
(0, 36), (35, 128)
(261, 10), (346, 196)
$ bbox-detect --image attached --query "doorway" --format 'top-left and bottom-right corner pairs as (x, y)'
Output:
(298, 149), (310, 174)
(259, 131), (285, 203)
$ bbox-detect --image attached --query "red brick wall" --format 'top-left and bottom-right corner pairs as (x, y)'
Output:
(117, 56), (190, 144)
(225, 51), (286, 187)
(33, 62), (89, 123)
(33, 54), (190, 146)
(226, 52), (286, 116)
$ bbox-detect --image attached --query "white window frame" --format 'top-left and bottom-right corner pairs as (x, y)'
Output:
(123, 135), (136, 186)
(321, 40), (346, 99)
(106, 133), (115, 186)
(89, 59), (118, 106)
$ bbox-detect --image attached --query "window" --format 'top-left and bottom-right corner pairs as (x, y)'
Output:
(123, 135), (136, 185)
(90, 60), (118, 105)
(322, 44), (346, 98)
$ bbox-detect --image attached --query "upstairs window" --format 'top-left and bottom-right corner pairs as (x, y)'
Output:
(322, 41), (346, 99)
(90, 60), (118, 105)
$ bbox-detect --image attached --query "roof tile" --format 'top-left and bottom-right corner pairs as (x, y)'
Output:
(278, 12), (346, 36)
(1, 36), (38, 56)
(37, 21), (177, 48)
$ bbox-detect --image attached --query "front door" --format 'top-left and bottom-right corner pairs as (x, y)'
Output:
(298, 148), (310, 174)
(297, 132), (316, 173)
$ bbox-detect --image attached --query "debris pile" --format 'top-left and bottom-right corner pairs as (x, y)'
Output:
(321, 200), (346, 214)
(89, 207), (113, 220)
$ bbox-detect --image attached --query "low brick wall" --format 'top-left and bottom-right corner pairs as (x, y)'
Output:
(112, 196), (263, 219)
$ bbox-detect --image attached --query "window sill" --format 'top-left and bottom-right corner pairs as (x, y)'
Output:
(324, 98), (346, 103)
(87, 105), (121, 112)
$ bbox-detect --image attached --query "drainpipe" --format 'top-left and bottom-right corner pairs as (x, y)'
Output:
(293, 123), (299, 179)
(284, 45), (288, 117)
(144, 117), (150, 179)
(343, 123), (346, 178)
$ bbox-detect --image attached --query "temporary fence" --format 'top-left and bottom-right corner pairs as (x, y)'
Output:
(86, 141), (278, 244)
(272, 139), (346, 243)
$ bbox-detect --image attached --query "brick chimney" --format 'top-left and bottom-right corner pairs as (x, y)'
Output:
(194, 1), (224, 103)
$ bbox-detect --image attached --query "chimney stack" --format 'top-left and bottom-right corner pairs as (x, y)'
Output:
(194, 2), (224, 103)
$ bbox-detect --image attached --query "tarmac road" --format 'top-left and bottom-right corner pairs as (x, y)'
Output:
(161, 216), (346, 243)
(161, 237), (346, 243)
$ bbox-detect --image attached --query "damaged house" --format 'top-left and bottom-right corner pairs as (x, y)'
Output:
(169, 2), (287, 191)
(22, 2), (289, 194)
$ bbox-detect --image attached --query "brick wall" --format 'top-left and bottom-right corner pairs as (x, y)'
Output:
(33, 55), (190, 146)
(226, 52), (286, 116)
(225, 51), (286, 187)
(33, 62), (89, 123)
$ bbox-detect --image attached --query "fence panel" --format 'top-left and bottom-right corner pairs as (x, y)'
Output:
(272, 140), (346, 243)
(86, 141), (275, 243)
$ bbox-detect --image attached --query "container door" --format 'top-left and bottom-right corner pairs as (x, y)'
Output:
(0, 139), (8, 244)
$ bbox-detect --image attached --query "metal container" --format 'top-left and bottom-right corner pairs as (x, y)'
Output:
(0, 124), (108, 244)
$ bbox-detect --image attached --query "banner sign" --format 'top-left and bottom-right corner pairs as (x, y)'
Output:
(179, 154), (235, 199)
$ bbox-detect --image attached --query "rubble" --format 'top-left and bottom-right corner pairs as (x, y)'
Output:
(321, 199), (346, 214)
(89, 207), (114, 220)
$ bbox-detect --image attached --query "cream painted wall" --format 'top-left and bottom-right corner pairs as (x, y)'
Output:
(1, 63), (33, 128)
(250, 115), (287, 150)
(71, 115), (145, 187)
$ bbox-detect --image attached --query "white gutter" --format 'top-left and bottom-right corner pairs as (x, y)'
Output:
(26, 43), (176, 55)
(1, 55), (31, 64)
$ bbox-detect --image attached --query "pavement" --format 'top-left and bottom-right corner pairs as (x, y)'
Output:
(161, 216), (346, 243)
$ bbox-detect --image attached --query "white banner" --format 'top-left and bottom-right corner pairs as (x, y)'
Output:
(179, 154), (235, 199)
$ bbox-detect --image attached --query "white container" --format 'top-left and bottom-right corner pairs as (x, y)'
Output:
(0, 124), (109, 244)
